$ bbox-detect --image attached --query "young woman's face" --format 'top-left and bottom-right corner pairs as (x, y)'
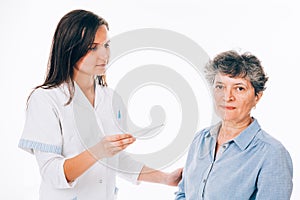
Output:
(75, 25), (110, 76)
(213, 73), (262, 123)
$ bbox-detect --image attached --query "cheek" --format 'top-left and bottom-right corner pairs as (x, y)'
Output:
(213, 93), (223, 104)
(76, 54), (96, 69)
(239, 98), (256, 111)
(81, 55), (97, 66)
(213, 95), (223, 114)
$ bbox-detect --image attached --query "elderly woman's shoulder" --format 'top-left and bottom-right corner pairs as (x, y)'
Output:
(255, 128), (289, 153)
(193, 123), (220, 141)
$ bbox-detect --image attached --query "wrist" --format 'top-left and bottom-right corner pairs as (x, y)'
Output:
(88, 145), (104, 161)
(161, 172), (169, 185)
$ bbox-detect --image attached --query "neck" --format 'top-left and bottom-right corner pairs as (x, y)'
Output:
(75, 78), (95, 92)
(73, 70), (95, 92)
(73, 69), (96, 106)
(219, 117), (253, 143)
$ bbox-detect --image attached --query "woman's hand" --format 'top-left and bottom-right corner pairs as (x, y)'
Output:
(164, 168), (183, 186)
(64, 134), (135, 182)
(89, 134), (136, 160)
(138, 166), (183, 186)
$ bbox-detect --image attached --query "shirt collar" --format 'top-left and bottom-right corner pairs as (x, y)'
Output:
(233, 118), (261, 150)
(204, 121), (221, 140)
(73, 81), (93, 110)
(205, 118), (261, 151)
(73, 81), (105, 110)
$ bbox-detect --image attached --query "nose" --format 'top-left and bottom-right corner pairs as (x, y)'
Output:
(96, 45), (110, 61)
(224, 88), (235, 102)
(101, 51), (109, 63)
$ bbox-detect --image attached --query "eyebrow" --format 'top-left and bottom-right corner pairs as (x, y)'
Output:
(215, 81), (223, 84)
(92, 39), (110, 45)
(214, 81), (247, 86)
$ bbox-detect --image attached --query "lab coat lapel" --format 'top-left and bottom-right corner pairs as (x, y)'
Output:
(73, 82), (104, 148)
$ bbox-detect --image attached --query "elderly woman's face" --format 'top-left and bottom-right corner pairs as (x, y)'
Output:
(213, 73), (262, 123)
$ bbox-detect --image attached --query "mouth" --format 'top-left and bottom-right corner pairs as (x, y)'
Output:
(95, 64), (106, 68)
(220, 105), (236, 110)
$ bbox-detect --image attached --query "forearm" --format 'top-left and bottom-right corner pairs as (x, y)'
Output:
(35, 150), (94, 188)
(64, 149), (97, 182)
(137, 166), (168, 184)
(65, 134), (136, 182)
(138, 165), (183, 186)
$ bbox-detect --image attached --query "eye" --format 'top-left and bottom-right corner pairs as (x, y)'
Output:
(88, 45), (97, 51)
(236, 86), (245, 92)
(104, 41), (110, 48)
(215, 84), (224, 90)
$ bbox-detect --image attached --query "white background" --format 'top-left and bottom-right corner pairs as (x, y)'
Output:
(1, 0), (299, 199)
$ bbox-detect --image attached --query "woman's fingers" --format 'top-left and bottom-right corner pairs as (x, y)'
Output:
(90, 133), (136, 160)
(109, 136), (136, 151)
(105, 134), (136, 148)
(104, 134), (135, 153)
(106, 133), (134, 142)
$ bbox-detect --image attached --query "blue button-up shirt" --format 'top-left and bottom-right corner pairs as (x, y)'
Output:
(175, 118), (293, 200)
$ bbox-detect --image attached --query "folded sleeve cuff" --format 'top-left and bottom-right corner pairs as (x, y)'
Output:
(19, 139), (62, 154)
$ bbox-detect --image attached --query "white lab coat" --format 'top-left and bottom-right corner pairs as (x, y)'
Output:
(19, 82), (144, 200)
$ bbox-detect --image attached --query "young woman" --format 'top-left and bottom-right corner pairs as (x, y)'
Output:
(19, 9), (182, 200)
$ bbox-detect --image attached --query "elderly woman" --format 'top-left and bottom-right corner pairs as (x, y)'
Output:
(175, 50), (293, 200)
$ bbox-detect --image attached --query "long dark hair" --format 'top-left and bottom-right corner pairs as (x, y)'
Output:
(31, 9), (109, 105)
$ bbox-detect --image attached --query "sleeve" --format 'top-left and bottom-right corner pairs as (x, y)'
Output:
(18, 90), (74, 189)
(35, 150), (77, 189)
(174, 169), (186, 200)
(117, 151), (144, 184)
(18, 89), (63, 154)
(255, 144), (293, 200)
(174, 130), (204, 200)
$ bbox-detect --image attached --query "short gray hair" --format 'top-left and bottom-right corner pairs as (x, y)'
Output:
(205, 50), (268, 95)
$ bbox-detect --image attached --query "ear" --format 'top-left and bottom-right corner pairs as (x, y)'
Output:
(255, 92), (263, 104)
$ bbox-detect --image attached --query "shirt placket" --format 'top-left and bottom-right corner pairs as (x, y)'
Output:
(197, 135), (216, 199)
(199, 135), (229, 199)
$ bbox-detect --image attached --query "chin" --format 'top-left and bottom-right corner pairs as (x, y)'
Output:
(217, 113), (236, 121)
(95, 70), (105, 76)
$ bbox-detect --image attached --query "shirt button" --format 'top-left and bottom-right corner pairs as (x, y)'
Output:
(203, 179), (206, 183)
(99, 179), (103, 183)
